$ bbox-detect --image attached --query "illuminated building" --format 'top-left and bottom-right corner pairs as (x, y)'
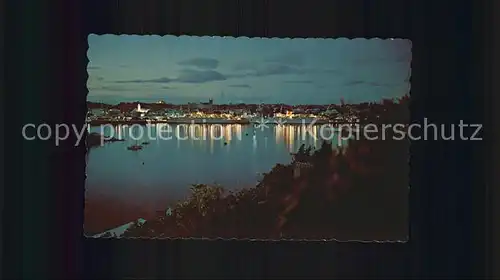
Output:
(89, 108), (106, 117)
(188, 99), (214, 111)
(108, 109), (121, 116)
(135, 103), (150, 114)
(129, 103), (151, 118)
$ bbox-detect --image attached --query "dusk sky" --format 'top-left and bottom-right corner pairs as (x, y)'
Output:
(87, 35), (411, 105)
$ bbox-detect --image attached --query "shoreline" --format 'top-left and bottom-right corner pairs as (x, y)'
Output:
(88, 119), (341, 126)
(89, 119), (251, 125)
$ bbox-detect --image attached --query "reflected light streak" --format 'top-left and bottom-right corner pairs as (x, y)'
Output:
(202, 125), (208, 141)
(311, 126), (319, 148)
(284, 125), (296, 153)
(189, 125), (194, 144)
(210, 125), (215, 154)
(275, 125), (283, 144)
(235, 124), (242, 140)
(274, 124), (322, 152)
(224, 125), (232, 142)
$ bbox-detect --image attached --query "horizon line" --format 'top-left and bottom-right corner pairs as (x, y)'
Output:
(86, 99), (406, 106)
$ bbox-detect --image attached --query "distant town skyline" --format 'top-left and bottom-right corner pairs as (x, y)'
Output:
(87, 35), (411, 105)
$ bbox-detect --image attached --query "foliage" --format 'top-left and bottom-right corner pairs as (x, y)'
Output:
(124, 101), (409, 240)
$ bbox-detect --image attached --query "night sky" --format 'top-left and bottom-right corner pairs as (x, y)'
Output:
(87, 35), (411, 105)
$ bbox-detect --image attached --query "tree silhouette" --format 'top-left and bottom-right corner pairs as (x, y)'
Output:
(123, 98), (409, 240)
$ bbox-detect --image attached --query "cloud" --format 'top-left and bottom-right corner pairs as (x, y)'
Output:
(232, 63), (304, 78)
(88, 66), (101, 69)
(104, 86), (134, 91)
(87, 76), (104, 84)
(100, 85), (134, 91)
(232, 54), (343, 78)
(343, 80), (398, 87)
(232, 62), (256, 72)
(255, 64), (303, 76)
(115, 77), (173, 83)
(265, 53), (305, 67)
(119, 64), (129, 68)
(114, 69), (227, 84)
(352, 46), (411, 64)
(343, 80), (364, 86)
(176, 69), (226, 83)
(177, 58), (219, 70)
(354, 56), (410, 64)
(283, 80), (312, 84)
(322, 69), (343, 74)
(162, 86), (175, 89)
(89, 92), (171, 103)
(88, 85), (136, 93)
(228, 84), (251, 88)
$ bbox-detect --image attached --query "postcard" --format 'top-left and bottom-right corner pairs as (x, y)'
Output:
(84, 35), (411, 241)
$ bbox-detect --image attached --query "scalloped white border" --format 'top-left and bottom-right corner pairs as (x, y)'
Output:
(83, 35), (412, 243)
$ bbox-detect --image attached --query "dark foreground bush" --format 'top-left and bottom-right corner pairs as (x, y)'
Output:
(124, 98), (409, 239)
(124, 133), (408, 240)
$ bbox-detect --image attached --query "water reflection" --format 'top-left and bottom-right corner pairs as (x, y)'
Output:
(94, 123), (349, 154)
(274, 124), (323, 152)
(87, 123), (350, 217)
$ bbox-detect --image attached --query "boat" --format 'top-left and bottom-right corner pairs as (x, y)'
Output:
(127, 145), (143, 151)
(141, 141), (150, 145)
(127, 140), (143, 151)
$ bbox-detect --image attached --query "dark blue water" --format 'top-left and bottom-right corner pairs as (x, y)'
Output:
(86, 124), (348, 206)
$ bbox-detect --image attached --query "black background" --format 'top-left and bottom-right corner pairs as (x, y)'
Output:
(3, 0), (492, 278)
